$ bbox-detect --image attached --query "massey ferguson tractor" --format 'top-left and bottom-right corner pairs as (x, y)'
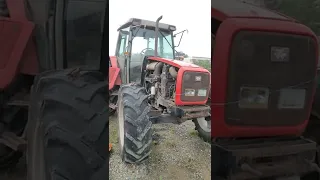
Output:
(109, 17), (212, 163)
(211, 0), (320, 179)
(0, 0), (109, 180)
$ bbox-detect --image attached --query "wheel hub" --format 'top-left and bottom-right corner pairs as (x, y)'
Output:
(197, 117), (211, 132)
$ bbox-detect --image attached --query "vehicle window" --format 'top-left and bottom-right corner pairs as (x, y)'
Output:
(131, 28), (174, 59)
(65, 0), (105, 68)
(117, 28), (130, 56)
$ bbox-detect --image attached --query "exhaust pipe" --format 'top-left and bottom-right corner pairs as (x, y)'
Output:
(154, 15), (163, 57)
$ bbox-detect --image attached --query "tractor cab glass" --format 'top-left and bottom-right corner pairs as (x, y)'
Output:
(65, 0), (105, 68)
(116, 20), (175, 83)
(129, 27), (174, 82)
(130, 27), (174, 59)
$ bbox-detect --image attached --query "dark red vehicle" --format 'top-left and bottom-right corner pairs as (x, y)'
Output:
(109, 17), (212, 163)
(212, 0), (320, 179)
(0, 0), (109, 180)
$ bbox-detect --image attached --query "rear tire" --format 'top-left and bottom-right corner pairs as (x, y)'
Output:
(193, 117), (211, 142)
(27, 69), (109, 180)
(117, 84), (152, 163)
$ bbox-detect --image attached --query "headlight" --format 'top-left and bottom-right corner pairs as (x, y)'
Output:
(197, 89), (207, 96)
(185, 89), (195, 96)
(278, 88), (306, 109)
(238, 87), (269, 109)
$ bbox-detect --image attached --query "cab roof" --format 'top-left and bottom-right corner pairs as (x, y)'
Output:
(117, 18), (176, 31)
(211, 0), (296, 22)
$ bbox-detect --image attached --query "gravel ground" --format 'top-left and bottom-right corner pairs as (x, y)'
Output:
(109, 115), (211, 180)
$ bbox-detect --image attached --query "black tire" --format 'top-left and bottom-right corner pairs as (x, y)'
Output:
(27, 69), (109, 180)
(117, 84), (152, 163)
(193, 116), (211, 142)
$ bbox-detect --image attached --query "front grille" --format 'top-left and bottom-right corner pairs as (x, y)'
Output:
(181, 71), (210, 102)
(225, 31), (317, 127)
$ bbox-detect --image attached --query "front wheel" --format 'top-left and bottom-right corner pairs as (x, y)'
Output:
(117, 84), (152, 164)
(27, 69), (109, 180)
(193, 117), (211, 142)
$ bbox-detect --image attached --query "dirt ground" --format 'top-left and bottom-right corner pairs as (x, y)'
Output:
(109, 115), (211, 180)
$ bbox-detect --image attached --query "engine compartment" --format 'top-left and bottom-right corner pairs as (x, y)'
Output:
(144, 60), (210, 114)
(144, 61), (178, 112)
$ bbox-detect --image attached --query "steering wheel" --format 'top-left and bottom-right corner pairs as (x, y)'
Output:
(140, 48), (154, 55)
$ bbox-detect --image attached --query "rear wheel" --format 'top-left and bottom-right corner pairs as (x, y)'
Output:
(193, 117), (211, 142)
(117, 84), (152, 163)
(27, 69), (109, 180)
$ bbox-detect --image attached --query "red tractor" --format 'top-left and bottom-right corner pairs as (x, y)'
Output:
(211, 0), (320, 179)
(109, 16), (212, 163)
(0, 0), (109, 180)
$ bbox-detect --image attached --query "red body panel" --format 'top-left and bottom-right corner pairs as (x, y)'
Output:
(0, 17), (35, 89)
(109, 56), (119, 68)
(109, 56), (121, 86)
(7, 0), (39, 76)
(0, 0), (39, 89)
(148, 57), (211, 106)
(211, 17), (319, 138)
(175, 67), (210, 105)
(109, 67), (120, 90)
(211, 0), (295, 22)
(148, 56), (200, 68)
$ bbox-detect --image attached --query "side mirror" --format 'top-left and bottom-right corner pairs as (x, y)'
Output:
(174, 29), (188, 47)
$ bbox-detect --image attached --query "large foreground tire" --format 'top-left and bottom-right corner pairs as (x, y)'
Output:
(193, 117), (211, 142)
(27, 69), (109, 180)
(117, 84), (152, 163)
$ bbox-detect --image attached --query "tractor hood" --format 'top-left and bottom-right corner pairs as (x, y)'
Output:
(148, 56), (204, 69)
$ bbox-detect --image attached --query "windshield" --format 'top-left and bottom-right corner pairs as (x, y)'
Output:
(128, 27), (174, 83)
(131, 27), (174, 59)
(65, 0), (105, 68)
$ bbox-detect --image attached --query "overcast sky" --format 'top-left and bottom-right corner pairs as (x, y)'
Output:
(109, 0), (211, 57)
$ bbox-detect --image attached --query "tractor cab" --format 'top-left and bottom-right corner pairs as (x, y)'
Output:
(115, 17), (177, 83)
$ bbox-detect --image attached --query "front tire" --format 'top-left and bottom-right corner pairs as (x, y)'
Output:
(193, 117), (211, 142)
(27, 69), (109, 180)
(117, 84), (152, 163)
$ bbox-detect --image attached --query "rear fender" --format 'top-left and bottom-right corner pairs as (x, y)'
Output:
(109, 67), (121, 90)
(0, 17), (36, 89)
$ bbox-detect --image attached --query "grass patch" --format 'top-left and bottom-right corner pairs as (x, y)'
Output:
(168, 126), (175, 134)
(109, 121), (119, 144)
(189, 130), (198, 137)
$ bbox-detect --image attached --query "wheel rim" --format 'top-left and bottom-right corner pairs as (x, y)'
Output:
(117, 97), (125, 153)
(197, 117), (211, 132)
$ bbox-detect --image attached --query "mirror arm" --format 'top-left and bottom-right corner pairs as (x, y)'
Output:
(175, 32), (184, 47)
